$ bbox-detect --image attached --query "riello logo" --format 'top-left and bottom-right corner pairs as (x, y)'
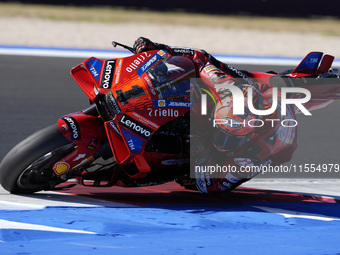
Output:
(201, 83), (312, 116)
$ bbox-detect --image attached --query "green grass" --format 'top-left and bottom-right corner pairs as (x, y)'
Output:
(1, 3), (340, 36)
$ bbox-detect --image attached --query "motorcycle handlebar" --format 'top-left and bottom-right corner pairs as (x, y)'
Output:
(112, 41), (136, 54)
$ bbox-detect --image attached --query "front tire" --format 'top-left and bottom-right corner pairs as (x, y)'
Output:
(0, 124), (75, 193)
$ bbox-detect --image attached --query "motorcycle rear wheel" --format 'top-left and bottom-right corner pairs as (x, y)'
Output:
(0, 124), (75, 194)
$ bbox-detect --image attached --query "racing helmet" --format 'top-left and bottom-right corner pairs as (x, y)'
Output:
(212, 95), (258, 152)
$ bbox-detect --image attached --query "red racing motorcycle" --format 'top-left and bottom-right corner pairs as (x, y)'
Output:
(0, 41), (338, 193)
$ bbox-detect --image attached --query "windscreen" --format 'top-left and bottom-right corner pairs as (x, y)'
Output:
(145, 56), (196, 101)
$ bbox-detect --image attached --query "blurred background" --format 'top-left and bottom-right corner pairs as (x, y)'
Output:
(1, 0), (340, 57)
(1, 0), (340, 17)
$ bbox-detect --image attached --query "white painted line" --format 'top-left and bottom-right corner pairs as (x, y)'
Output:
(0, 219), (97, 234)
(0, 186), (137, 210)
(0, 45), (130, 59)
(243, 178), (340, 199)
(254, 206), (340, 221)
(0, 200), (46, 210)
(1, 45), (339, 66)
(217, 56), (301, 66)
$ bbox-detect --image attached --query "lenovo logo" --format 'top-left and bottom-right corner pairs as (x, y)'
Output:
(100, 60), (115, 89)
(119, 115), (152, 139)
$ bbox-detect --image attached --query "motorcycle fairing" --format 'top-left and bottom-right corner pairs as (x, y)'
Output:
(317, 54), (335, 74)
(55, 112), (107, 175)
(250, 51), (339, 112)
(104, 119), (152, 177)
(89, 51), (195, 176)
(71, 57), (103, 101)
(85, 57), (103, 82)
(288, 52), (340, 101)
(290, 52), (324, 75)
(289, 51), (335, 77)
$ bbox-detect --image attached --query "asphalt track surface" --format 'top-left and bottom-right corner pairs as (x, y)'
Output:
(1, 54), (340, 255)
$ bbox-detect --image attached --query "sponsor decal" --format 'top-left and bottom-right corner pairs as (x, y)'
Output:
(161, 158), (190, 166)
(167, 101), (191, 108)
(119, 115), (152, 139)
(85, 58), (102, 81)
(138, 54), (159, 74)
(100, 60), (116, 89)
(73, 154), (86, 162)
(204, 63), (229, 82)
(158, 100), (166, 107)
(108, 121), (121, 136)
(114, 59), (122, 84)
(205, 171), (213, 187)
(87, 137), (98, 150)
(105, 91), (122, 114)
(195, 170), (208, 193)
(122, 129), (143, 152)
(53, 162), (70, 175)
(131, 112), (160, 129)
(220, 181), (232, 190)
(153, 100), (191, 108)
(158, 50), (166, 56)
(225, 173), (241, 184)
(99, 99), (114, 119)
(143, 74), (157, 96)
(204, 63), (219, 72)
(307, 58), (319, 64)
(126, 51), (152, 73)
(294, 52), (323, 71)
(226, 64), (257, 86)
(136, 50), (167, 76)
(147, 108), (179, 117)
(234, 158), (254, 168)
(60, 124), (68, 131)
(62, 116), (80, 141)
(171, 47), (195, 56)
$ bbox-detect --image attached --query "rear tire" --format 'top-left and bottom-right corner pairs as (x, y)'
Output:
(0, 124), (74, 193)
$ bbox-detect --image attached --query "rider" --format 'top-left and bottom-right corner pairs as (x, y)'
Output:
(133, 37), (297, 195)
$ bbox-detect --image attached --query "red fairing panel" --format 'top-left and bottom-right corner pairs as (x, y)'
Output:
(54, 112), (106, 175)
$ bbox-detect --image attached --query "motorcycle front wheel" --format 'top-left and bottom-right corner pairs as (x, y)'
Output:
(0, 124), (75, 194)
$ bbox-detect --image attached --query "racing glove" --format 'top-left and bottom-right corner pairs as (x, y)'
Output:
(133, 37), (158, 53)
